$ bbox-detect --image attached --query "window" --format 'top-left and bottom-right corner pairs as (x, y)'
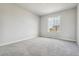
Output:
(48, 16), (61, 32)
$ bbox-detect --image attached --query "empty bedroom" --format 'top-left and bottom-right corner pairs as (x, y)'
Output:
(0, 3), (79, 56)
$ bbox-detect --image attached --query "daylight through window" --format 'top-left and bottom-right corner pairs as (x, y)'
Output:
(48, 16), (61, 32)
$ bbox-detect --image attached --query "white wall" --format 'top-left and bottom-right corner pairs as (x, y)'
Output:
(0, 4), (39, 46)
(40, 8), (77, 41)
(77, 4), (79, 45)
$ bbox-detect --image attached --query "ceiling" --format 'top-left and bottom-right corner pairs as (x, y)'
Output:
(17, 3), (77, 16)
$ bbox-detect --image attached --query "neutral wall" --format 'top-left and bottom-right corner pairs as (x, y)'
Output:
(77, 4), (79, 44)
(40, 8), (77, 41)
(0, 4), (39, 46)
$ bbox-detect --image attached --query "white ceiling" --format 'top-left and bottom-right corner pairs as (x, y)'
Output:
(17, 3), (77, 16)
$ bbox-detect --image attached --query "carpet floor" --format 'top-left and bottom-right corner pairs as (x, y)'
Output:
(0, 37), (79, 56)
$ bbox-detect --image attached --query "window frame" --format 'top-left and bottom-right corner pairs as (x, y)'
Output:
(48, 15), (61, 32)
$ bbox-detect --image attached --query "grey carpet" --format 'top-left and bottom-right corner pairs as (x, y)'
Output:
(0, 37), (79, 56)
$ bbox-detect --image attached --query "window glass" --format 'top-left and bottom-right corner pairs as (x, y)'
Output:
(48, 16), (61, 32)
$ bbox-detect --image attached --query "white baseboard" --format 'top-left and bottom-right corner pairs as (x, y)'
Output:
(0, 35), (38, 46)
(40, 36), (76, 42)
